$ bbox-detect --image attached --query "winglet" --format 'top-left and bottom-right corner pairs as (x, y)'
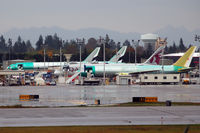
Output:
(173, 46), (196, 67)
(83, 47), (101, 63)
(144, 45), (165, 65)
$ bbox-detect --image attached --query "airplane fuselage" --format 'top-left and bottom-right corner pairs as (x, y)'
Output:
(85, 64), (184, 77)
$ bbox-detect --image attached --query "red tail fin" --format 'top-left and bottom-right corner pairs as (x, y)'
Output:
(144, 45), (165, 65)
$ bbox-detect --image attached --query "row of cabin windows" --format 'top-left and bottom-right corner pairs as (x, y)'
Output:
(144, 76), (177, 80)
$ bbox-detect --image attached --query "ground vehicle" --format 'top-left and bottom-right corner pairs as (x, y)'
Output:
(45, 79), (56, 86)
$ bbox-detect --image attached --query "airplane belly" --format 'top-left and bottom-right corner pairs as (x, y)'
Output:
(94, 66), (121, 76)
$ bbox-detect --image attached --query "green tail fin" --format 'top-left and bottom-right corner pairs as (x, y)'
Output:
(173, 46), (196, 67)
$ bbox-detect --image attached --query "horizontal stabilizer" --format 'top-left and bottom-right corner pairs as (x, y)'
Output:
(177, 67), (195, 73)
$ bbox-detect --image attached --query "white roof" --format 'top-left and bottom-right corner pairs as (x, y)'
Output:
(141, 33), (158, 40)
(163, 52), (200, 57)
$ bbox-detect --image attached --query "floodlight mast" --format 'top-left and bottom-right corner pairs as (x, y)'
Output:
(132, 40), (140, 66)
(60, 42), (63, 75)
(98, 36), (106, 85)
(195, 34), (200, 84)
(77, 38), (85, 84)
(43, 42), (46, 71)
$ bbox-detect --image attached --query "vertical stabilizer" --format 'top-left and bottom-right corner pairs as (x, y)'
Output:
(83, 47), (100, 63)
(143, 45), (165, 65)
(173, 46), (196, 67)
(109, 46), (127, 62)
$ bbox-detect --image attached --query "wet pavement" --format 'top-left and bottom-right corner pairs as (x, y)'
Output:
(0, 85), (200, 107)
(0, 106), (200, 126)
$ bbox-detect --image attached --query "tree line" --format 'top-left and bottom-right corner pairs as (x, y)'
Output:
(0, 33), (191, 64)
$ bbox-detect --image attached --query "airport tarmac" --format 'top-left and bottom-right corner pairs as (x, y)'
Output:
(0, 85), (200, 107)
(0, 106), (200, 127)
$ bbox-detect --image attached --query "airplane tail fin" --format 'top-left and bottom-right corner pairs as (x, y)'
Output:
(83, 47), (100, 63)
(143, 45), (165, 65)
(109, 46), (127, 62)
(173, 46), (196, 67)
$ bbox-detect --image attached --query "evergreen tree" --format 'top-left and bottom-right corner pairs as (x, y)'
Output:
(8, 38), (12, 60)
(123, 40), (130, 46)
(82, 47), (88, 61)
(123, 40), (133, 63)
(145, 44), (153, 58)
(164, 45), (168, 54)
(21, 41), (27, 53)
(0, 35), (7, 53)
(172, 41), (177, 53)
(179, 38), (186, 52)
(13, 36), (23, 53)
(116, 42), (121, 50)
(63, 40), (69, 53)
(188, 44), (192, 48)
(36, 35), (44, 51)
(137, 46), (145, 63)
(26, 40), (34, 52)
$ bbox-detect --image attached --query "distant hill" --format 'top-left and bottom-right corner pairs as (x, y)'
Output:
(1, 26), (200, 48)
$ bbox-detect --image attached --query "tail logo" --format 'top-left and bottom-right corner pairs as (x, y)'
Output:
(149, 51), (162, 65)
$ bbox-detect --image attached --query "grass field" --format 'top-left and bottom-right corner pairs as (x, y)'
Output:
(1, 125), (200, 133)
(1, 102), (200, 108)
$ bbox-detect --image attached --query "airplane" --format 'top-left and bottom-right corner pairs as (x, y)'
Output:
(83, 46), (196, 77)
(7, 46), (127, 71)
(65, 45), (165, 83)
(7, 47), (101, 70)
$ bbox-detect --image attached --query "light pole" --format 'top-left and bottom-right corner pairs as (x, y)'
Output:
(60, 44), (62, 75)
(77, 38), (85, 84)
(129, 44), (130, 63)
(132, 40), (140, 65)
(99, 36), (106, 85)
(195, 34), (200, 84)
(103, 38), (106, 85)
(43, 43), (46, 71)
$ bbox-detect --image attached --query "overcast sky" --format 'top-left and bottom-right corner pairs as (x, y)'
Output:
(0, 0), (200, 33)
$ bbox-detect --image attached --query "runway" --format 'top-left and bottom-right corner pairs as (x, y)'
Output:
(0, 106), (200, 127)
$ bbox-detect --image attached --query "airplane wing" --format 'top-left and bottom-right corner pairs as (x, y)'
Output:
(83, 47), (101, 63)
(116, 70), (160, 75)
(128, 70), (160, 75)
(109, 46), (127, 63)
